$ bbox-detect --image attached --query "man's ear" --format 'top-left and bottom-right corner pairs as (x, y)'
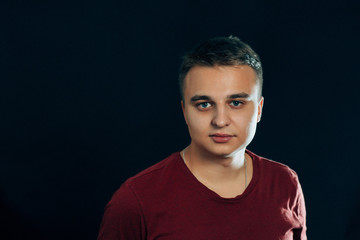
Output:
(181, 100), (188, 124)
(257, 97), (264, 123)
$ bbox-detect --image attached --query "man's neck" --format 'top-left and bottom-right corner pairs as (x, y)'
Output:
(183, 145), (247, 181)
(182, 144), (253, 198)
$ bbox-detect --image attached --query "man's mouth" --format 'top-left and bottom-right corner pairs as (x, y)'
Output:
(209, 133), (234, 143)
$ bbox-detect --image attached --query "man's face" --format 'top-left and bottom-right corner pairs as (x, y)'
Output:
(182, 65), (264, 157)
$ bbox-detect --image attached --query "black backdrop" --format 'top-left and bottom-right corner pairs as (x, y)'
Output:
(1, 0), (359, 239)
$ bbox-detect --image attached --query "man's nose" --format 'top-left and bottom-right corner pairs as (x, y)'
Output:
(211, 106), (230, 128)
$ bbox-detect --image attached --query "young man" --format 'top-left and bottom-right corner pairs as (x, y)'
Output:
(97, 36), (307, 240)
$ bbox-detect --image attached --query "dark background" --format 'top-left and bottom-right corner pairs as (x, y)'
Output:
(1, 0), (359, 239)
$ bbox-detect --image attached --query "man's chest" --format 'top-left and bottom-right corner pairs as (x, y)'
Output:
(142, 197), (298, 240)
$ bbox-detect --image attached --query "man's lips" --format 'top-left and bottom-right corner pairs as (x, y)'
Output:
(210, 133), (233, 137)
(209, 133), (234, 143)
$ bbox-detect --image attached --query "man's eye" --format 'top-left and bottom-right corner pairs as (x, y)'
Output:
(230, 101), (243, 107)
(197, 102), (211, 109)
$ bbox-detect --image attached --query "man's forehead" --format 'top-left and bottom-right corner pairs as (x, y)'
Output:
(184, 65), (259, 99)
(185, 65), (256, 85)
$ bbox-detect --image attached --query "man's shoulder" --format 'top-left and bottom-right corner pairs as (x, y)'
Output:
(248, 149), (299, 181)
(125, 152), (180, 187)
(248, 150), (302, 202)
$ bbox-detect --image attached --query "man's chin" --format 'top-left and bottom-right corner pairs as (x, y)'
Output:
(209, 148), (238, 158)
(210, 145), (246, 158)
(194, 142), (244, 158)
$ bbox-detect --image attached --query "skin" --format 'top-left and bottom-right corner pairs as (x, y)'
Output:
(181, 65), (264, 198)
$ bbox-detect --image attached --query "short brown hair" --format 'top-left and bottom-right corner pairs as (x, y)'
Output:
(179, 36), (263, 100)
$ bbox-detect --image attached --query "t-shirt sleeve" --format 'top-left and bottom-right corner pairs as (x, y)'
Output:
(97, 182), (146, 240)
(293, 175), (307, 240)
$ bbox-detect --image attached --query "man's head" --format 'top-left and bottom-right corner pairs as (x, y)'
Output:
(180, 36), (264, 157)
(179, 36), (263, 101)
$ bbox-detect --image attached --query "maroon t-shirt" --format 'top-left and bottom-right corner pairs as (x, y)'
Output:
(98, 150), (307, 240)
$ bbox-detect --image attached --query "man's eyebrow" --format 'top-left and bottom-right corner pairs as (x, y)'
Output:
(227, 93), (250, 99)
(190, 95), (212, 102)
(190, 93), (250, 102)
